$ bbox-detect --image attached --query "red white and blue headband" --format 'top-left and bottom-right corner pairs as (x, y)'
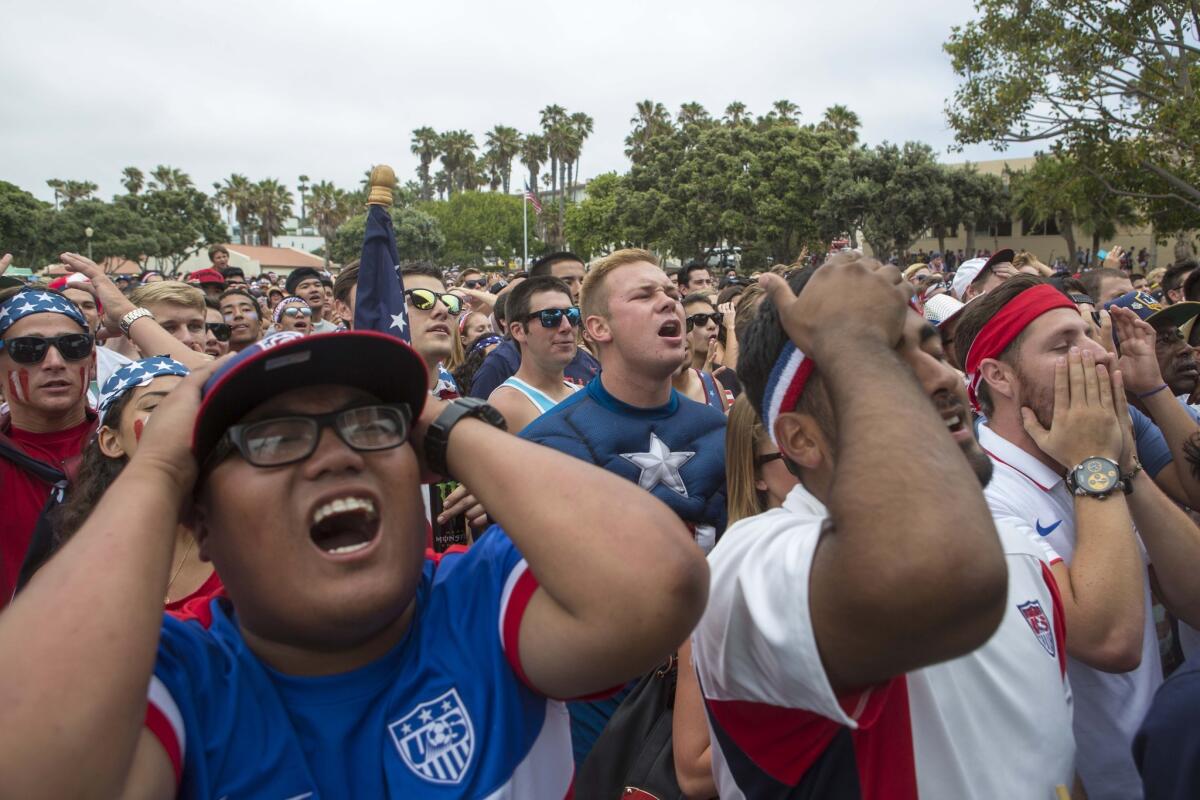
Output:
(763, 342), (816, 445)
(0, 289), (88, 340)
(97, 356), (190, 425)
(963, 284), (1076, 412)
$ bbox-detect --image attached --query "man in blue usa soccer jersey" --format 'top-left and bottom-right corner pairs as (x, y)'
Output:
(0, 330), (709, 798)
(521, 247), (728, 765)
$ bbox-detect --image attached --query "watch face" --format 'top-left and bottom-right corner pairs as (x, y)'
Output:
(1076, 458), (1119, 494)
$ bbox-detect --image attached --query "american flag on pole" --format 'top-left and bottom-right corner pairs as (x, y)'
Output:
(524, 183), (542, 215)
(353, 204), (410, 344)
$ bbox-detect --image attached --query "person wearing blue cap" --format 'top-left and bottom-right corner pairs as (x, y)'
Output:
(0, 285), (95, 609)
(0, 330), (709, 798)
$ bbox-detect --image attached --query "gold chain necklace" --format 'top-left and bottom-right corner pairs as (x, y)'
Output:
(164, 538), (196, 604)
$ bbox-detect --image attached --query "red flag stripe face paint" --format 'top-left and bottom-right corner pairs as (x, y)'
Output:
(7, 370), (30, 404)
(133, 418), (145, 442)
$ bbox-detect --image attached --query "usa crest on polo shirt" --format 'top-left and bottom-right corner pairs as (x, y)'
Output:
(388, 688), (475, 784)
(1018, 600), (1057, 657)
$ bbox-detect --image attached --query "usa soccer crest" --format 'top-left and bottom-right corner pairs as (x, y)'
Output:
(1017, 600), (1057, 657)
(388, 688), (475, 785)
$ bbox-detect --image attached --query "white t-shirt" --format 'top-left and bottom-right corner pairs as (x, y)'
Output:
(691, 482), (1074, 799)
(979, 424), (1161, 800)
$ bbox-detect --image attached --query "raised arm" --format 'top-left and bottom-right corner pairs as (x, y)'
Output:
(411, 399), (710, 700)
(60, 252), (210, 369)
(0, 363), (214, 798)
(760, 264), (1007, 692)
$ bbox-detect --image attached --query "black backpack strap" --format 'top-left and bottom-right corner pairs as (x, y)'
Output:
(0, 437), (67, 485)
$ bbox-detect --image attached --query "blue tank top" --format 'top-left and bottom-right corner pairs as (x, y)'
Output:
(498, 376), (578, 415)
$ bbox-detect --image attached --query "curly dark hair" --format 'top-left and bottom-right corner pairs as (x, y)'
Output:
(452, 342), (495, 397)
(51, 391), (135, 545)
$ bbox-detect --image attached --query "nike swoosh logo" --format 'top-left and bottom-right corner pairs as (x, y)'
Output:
(1036, 519), (1062, 537)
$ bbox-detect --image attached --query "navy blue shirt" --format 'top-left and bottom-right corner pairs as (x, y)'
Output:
(1134, 658), (1200, 799)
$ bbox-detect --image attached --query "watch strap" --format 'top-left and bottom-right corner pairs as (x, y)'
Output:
(424, 398), (506, 479)
(119, 307), (154, 336)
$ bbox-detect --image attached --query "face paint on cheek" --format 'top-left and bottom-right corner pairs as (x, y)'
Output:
(133, 418), (144, 442)
(78, 367), (88, 399)
(7, 371), (27, 404)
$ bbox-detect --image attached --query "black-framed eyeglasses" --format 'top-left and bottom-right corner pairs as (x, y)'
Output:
(405, 289), (462, 316)
(686, 312), (723, 331)
(463, 279), (486, 289)
(206, 322), (232, 342)
(206, 403), (413, 470)
(523, 306), (581, 328)
(755, 452), (783, 467)
(0, 333), (94, 364)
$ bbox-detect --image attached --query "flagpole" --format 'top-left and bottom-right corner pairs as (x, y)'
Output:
(522, 189), (529, 270)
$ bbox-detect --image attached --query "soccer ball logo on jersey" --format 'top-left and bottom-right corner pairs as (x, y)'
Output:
(388, 688), (475, 784)
(1017, 600), (1057, 657)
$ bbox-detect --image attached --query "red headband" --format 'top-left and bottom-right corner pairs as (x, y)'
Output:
(964, 284), (1076, 411)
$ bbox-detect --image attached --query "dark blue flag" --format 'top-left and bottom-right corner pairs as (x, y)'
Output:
(353, 204), (410, 343)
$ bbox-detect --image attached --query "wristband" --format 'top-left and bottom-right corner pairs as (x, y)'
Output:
(1137, 383), (1169, 400)
(1120, 458), (1143, 495)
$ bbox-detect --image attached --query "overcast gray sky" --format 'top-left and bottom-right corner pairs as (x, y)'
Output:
(1, 0), (1033, 204)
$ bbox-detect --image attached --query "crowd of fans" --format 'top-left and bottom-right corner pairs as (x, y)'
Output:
(2, 239), (1200, 798)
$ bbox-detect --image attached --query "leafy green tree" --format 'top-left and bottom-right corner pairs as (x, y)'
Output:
(307, 180), (355, 268)
(565, 172), (628, 258)
(43, 199), (163, 267)
(420, 191), (538, 266)
(329, 206), (444, 265)
(626, 100), (672, 163)
(133, 186), (227, 274)
(944, 0), (1200, 233)
(0, 181), (51, 265)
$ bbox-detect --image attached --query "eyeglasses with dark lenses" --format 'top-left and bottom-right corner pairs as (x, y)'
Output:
(0, 333), (94, 364)
(463, 279), (486, 289)
(755, 452), (784, 467)
(210, 404), (412, 470)
(685, 312), (724, 331)
(206, 322), (232, 342)
(282, 307), (313, 318)
(525, 306), (581, 328)
(405, 289), (462, 316)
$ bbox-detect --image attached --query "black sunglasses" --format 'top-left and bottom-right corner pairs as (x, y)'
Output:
(405, 289), (462, 316)
(686, 312), (724, 331)
(523, 306), (581, 328)
(463, 279), (487, 289)
(206, 404), (412, 470)
(756, 452), (783, 467)
(0, 333), (94, 364)
(206, 322), (232, 342)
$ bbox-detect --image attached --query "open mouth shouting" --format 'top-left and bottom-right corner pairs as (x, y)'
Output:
(657, 317), (683, 343)
(309, 494), (381, 558)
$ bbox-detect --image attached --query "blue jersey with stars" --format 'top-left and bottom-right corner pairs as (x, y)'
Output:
(519, 375), (727, 763)
(144, 529), (573, 799)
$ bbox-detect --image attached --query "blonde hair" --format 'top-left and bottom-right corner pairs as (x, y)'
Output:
(726, 395), (772, 525)
(580, 248), (659, 321)
(129, 281), (205, 315)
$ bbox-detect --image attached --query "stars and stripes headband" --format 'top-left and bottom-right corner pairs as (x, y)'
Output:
(0, 289), (88, 339)
(97, 356), (190, 426)
(762, 342), (816, 446)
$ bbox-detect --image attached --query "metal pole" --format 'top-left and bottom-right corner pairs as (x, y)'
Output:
(522, 193), (528, 269)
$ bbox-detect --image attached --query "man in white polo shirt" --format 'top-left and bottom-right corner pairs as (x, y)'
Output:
(693, 255), (1080, 798)
(956, 275), (1200, 800)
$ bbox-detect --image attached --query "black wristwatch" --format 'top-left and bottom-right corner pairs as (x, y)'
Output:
(1065, 456), (1124, 499)
(424, 398), (507, 479)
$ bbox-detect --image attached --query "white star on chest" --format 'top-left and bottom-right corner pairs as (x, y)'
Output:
(621, 432), (695, 497)
(390, 312), (407, 333)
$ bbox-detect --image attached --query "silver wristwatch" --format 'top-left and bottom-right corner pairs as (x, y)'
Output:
(119, 307), (154, 336)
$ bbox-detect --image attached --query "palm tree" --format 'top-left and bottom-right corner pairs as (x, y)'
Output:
(307, 180), (353, 267)
(677, 102), (711, 127)
(481, 151), (504, 191)
(46, 179), (64, 210)
(297, 174), (310, 226)
(771, 99), (800, 123)
(819, 104), (862, 148)
(540, 105), (568, 217)
(219, 174), (255, 244)
(434, 169), (450, 201)
(121, 167), (145, 196)
(148, 165), (192, 191)
(723, 102), (749, 125)
(625, 100), (672, 160)
(567, 112), (594, 190)
(520, 134), (545, 196)
(484, 125), (522, 194)
(60, 180), (98, 205)
(411, 127), (441, 201)
(438, 130), (478, 197)
(253, 179), (294, 247)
